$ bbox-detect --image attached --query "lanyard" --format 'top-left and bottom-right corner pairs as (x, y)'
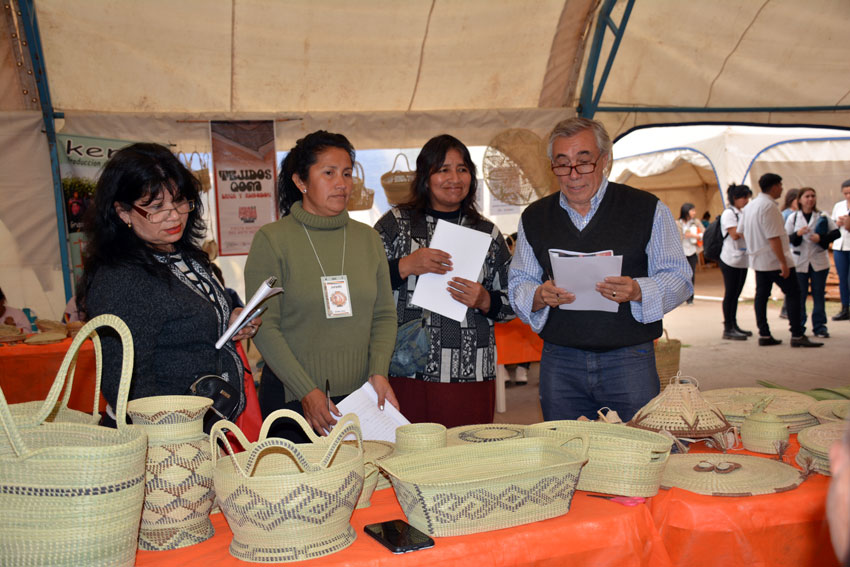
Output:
(303, 224), (346, 276)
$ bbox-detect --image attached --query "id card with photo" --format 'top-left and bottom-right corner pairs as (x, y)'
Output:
(322, 275), (353, 318)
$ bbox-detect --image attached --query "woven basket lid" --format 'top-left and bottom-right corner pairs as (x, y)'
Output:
(482, 129), (557, 206)
(628, 374), (733, 438)
(808, 400), (850, 424)
(798, 422), (846, 457)
(660, 453), (804, 496)
(446, 424), (526, 446)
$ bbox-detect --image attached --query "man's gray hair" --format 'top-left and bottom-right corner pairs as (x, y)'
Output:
(547, 117), (613, 176)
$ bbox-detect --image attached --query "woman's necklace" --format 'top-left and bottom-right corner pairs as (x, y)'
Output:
(302, 224), (352, 319)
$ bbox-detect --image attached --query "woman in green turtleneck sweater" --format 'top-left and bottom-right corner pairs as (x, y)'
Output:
(245, 131), (398, 440)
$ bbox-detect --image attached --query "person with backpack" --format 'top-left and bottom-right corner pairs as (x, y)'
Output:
(718, 184), (753, 340)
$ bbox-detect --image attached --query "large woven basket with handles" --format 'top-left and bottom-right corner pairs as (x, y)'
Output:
(0, 314), (148, 567)
(347, 161), (374, 211)
(378, 435), (588, 537)
(525, 420), (673, 497)
(211, 410), (364, 563)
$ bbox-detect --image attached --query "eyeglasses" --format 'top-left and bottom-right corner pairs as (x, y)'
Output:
(131, 199), (195, 223)
(551, 155), (602, 176)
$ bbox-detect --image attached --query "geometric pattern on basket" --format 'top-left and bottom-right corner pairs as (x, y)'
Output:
(130, 406), (209, 425)
(230, 524), (356, 563)
(395, 474), (579, 533)
(220, 470), (363, 530)
(140, 522), (215, 551)
(457, 426), (524, 443)
(144, 441), (215, 524)
(0, 474), (144, 498)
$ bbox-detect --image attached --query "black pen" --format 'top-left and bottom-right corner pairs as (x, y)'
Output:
(325, 379), (331, 414)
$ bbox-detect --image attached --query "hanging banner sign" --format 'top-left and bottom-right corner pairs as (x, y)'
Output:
(57, 134), (133, 287)
(210, 120), (278, 255)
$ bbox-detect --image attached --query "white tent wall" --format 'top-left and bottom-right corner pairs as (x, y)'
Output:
(0, 111), (66, 320)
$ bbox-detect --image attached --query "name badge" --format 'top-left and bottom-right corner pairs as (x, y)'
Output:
(321, 275), (353, 318)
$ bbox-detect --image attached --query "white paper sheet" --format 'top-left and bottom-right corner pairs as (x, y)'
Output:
(215, 276), (283, 349)
(549, 250), (623, 313)
(336, 382), (410, 442)
(410, 220), (492, 322)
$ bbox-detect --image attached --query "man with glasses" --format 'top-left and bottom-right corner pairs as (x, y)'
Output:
(508, 117), (691, 421)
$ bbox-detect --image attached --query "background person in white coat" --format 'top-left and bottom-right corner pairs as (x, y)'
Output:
(785, 187), (840, 338)
(831, 179), (850, 321)
(718, 184), (752, 340)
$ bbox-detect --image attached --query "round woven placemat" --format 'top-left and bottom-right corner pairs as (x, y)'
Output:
(808, 400), (850, 424)
(363, 440), (395, 462)
(446, 424), (526, 445)
(660, 453), (804, 496)
(702, 387), (816, 418)
(835, 404), (850, 420)
(24, 330), (67, 345)
(798, 422), (846, 457)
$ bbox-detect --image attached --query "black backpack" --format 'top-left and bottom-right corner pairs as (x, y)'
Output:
(701, 214), (726, 262)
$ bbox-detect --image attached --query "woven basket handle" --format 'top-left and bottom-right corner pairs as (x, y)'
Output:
(54, 331), (104, 421)
(390, 153), (412, 172)
(33, 314), (132, 428)
(557, 433), (590, 462)
(258, 408), (321, 443)
(317, 413), (362, 469)
(209, 420), (267, 477)
(0, 386), (29, 457)
(354, 161), (365, 180)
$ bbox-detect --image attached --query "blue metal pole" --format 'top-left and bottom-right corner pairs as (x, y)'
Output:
(578, 0), (635, 119)
(17, 0), (72, 301)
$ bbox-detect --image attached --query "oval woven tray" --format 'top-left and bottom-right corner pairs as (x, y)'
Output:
(446, 424), (526, 445)
(660, 453), (803, 496)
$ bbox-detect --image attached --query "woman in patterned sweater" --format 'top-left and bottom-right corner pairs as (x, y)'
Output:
(374, 134), (515, 427)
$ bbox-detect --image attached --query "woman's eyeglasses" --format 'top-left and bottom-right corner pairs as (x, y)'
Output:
(132, 200), (195, 223)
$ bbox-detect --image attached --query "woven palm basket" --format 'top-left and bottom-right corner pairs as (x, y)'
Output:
(355, 440), (395, 508)
(660, 453), (804, 496)
(526, 420), (673, 497)
(702, 387), (818, 433)
(808, 400), (850, 424)
(211, 411), (364, 563)
(378, 435), (588, 537)
(347, 161), (374, 211)
(394, 422), (447, 454)
(0, 314), (148, 567)
(380, 153), (415, 205)
(628, 374), (734, 440)
(654, 329), (681, 391)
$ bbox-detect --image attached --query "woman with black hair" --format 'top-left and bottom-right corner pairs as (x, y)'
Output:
(79, 143), (256, 420)
(718, 184), (753, 340)
(677, 202), (703, 304)
(244, 130), (398, 439)
(374, 134), (515, 427)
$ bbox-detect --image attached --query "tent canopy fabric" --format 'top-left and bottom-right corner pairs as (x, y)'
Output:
(3, 0), (850, 318)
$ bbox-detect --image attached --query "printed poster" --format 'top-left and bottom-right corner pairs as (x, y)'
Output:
(210, 121), (278, 255)
(57, 134), (133, 287)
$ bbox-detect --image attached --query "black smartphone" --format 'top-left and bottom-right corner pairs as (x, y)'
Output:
(364, 519), (435, 554)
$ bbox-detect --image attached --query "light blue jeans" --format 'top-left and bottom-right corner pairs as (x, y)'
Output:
(539, 341), (659, 422)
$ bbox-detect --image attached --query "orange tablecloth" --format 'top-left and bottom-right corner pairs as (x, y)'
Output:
(136, 488), (672, 567)
(650, 436), (839, 567)
(0, 337), (103, 413)
(494, 318), (543, 366)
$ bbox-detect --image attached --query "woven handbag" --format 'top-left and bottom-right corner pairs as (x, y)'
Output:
(381, 153), (415, 205)
(211, 410), (364, 563)
(378, 435), (588, 537)
(525, 420), (673, 497)
(0, 314), (148, 567)
(654, 329), (681, 391)
(347, 161), (374, 211)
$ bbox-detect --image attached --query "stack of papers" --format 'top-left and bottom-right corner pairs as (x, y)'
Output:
(336, 382), (410, 443)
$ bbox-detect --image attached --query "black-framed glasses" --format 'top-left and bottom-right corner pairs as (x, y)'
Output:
(132, 199), (195, 223)
(551, 155), (602, 176)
